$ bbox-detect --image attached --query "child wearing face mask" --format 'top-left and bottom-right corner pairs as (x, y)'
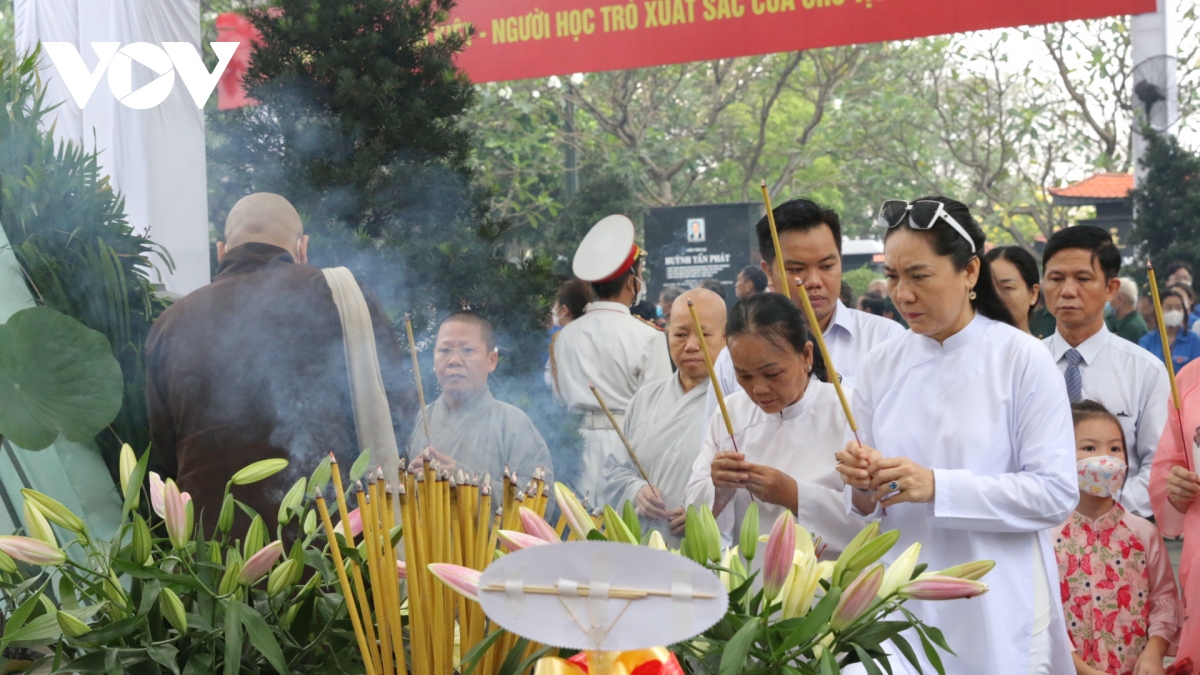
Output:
(1055, 400), (1182, 675)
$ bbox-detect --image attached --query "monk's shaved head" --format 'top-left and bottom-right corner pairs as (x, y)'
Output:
(670, 288), (726, 332)
(224, 193), (304, 251)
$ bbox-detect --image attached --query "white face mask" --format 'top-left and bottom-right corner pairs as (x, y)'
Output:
(633, 275), (647, 306)
(1164, 309), (1185, 329)
(1077, 455), (1127, 499)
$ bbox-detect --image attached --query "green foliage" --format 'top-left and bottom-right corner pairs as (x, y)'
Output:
(841, 266), (880, 299)
(0, 47), (170, 477)
(0, 307), (124, 451)
(207, 0), (578, 481)
(1130, 130), (1200, 276)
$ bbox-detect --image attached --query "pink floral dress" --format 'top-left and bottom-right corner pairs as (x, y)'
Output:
(1054, 503), (1182, 675)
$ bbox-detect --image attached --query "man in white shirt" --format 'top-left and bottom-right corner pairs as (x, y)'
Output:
(1042, 225), (1169, 519)
(704, 199), (904, 421)
(551, 215), (673, 504)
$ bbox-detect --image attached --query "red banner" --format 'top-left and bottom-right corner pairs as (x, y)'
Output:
(440, 0), (1154, 83)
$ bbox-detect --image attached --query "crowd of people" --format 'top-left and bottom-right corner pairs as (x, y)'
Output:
(143, 191), (1200, 675)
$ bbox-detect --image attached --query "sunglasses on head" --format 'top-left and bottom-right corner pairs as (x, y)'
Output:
(874, 200), (976, 253)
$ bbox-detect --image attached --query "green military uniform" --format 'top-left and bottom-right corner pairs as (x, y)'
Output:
(1106, 310), (1149, 344)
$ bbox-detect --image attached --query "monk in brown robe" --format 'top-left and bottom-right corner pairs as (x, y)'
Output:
(145, 193), (413, 539)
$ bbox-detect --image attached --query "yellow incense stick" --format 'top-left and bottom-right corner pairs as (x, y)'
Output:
(330, 458), (381, 670)
(1149, 263), (1191, 471)
(588, 384), (651, 482)
(382, 484), (406, 675)
(796, 282), (861, 445)
(760, 180), (790, 300)
(686, 300), (737, 451)
(363, 481), (394, 675)
(315, 491), (376, 675)
(405, 314), (433, 443)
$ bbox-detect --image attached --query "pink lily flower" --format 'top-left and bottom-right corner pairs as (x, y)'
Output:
(762, 511), (796, 601)
(238, 540), (284, 585)
(0, 535), (66, 567)
(429, 563), (482, 602)
(396, 560), (407, 579)
(333, 508), (363, 541)
(163, 479), (191, 550)
(553, 482), (594, 538)
(498, 529), (552, 552)
(897, 575), (988, 601)
(519, 506), (559, 543)
(150, 472), (191, 521)
(831, 563), (884, 630)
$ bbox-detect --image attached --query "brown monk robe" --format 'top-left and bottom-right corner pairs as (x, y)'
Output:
(145, 193), (413, 540)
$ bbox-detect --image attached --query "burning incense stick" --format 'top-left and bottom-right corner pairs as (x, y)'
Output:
(314, 490), (376, 675)
(329, 456), (381, 669)
(760, 180), (790, 300)
(405, 314), (433, 443)
(686, 299), (738, 454)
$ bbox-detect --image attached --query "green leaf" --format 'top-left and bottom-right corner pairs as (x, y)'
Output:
(777, 587), (841, 655)
(585, 529), (608, 542)
(1, 613), (61, 649)
(918, 627), (945, 675)
(851, 644), (884, 675)
(182, 654), (214, 675)
(922, 624), (953, 654)
(239, 603), (290, 674)
(890, 634), (922, 672)
(461, 628), (507, 674)
(5, 585), (46, 636)
(123, 446), (151, 521)
(224, 602), (243, 675)
(719, 616), (760, 675)
(309, 455), (333, 493)
(349, 450), (372, 482)
(147, 643), (181, 675)
(0, 307), (123, 450)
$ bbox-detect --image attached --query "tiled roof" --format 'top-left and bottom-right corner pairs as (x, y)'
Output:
(1049, 173), (1133, 200)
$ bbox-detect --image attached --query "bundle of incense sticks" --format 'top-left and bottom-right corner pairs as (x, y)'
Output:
(315, 455), (551, 674)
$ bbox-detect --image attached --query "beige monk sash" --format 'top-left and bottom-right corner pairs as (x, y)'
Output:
(321, 267), (400, 482)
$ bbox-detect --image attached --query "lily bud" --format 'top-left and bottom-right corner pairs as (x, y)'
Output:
(879, 542), (921, 599)
(646, 529), (668, 551)
(163, 479), (190, 550)
(0, 536), (66, 566)
(697, 505), (721, 563)
(119, 443), (136, 498)
(218, 560), (243, 596)
(267, 559), (299, 597)
(0, 549), (17, 574)
(719, 547), (747, 592)
(602, 505), (638, 545)
(519, 506), (559, 543)
(396, 560), (407, 579)
(278, 477), (307, 525)
(149, 471), (167, 518)
(832, 522), (879, 587)
(429, 563), (482, 602)
(843, 529), (900, 580)
(159, 588), (188, 632)
(238, 541), (284, 585)
(333, 508), (363, 541)
(498, 529), (552, 551)
(57, 611), (91, 638)
(831, 563), (884, 630)
(553, 482), (594, 538)
(302, 510), (317, 536)
(131, 514), (152, 565)
(230, 458), (289, 486)
(739, 502), (759, 562)
(897, 575), (988, 601)
(217, 493), (235, 535)
(207, 541), (223, 565)
(762, 511), (796, 601)
(927, 560), (995, 581)
(243, 516), (266, 559)
(781, 554), (820, 619)
(681, 507), (705, 564)
(23, 502), (57, 546)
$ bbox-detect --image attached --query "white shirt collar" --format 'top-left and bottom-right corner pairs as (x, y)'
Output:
(779, 376), (821, 421)
(584, 301), (631, 315)
(1049, 323), (1111, 365)
(827, 299), (854, 338)
(914, 312), (989, 354)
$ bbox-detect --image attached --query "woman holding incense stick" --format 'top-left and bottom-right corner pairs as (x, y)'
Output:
(684, 293), (862, 557)
(835, 197), (1077, 675)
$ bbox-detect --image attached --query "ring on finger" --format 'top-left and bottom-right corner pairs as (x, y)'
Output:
(888, 481), (900, 492)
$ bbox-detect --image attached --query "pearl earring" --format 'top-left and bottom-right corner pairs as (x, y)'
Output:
(969, 288), (977, 300)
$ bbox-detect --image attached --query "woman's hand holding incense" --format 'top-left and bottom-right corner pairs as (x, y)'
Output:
(634, 484), (670, 521)
(745, 464), (798, 513)
(1167, 465), (1200, 514)
(835, 441), (879, 491)
(711, 450), (749, 518)
(868, 457), (935, 507)
(668, 508), (686, 536)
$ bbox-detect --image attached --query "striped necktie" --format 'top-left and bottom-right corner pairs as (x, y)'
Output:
(1064, 348), (1083, 403)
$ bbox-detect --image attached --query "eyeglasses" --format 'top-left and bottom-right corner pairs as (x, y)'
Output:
(874, 200), (976, 253)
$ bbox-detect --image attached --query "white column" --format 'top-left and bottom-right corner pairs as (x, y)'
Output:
(1130, 0), (1178, 185)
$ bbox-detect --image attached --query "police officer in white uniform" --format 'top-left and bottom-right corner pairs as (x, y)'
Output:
(550, 215), (672, 505)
